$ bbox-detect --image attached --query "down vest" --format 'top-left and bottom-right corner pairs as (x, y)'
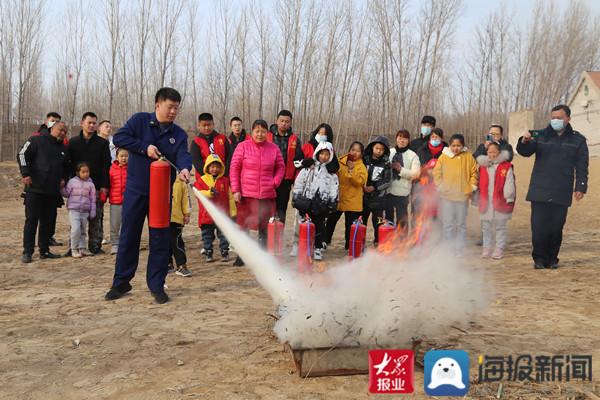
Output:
(230, 139), (285, 199)
(109, 161), (127, 205)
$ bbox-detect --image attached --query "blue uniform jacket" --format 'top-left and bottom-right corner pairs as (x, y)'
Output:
(113, 112), (192, 196)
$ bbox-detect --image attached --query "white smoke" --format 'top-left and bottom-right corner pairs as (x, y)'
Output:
(193, 188), (490, 349)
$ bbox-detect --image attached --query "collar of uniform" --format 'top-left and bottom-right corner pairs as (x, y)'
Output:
(148, 112), (173, 135)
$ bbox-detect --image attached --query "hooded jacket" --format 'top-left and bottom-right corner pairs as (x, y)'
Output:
(194, 154), (236, 225)
(229, 138), (285, 199)
(171, 179), (191, 225)
(363, 136), (392, 207)
(62, 176), (97, 218)
(293, 141), (339, 215)
(516, 123), (588, 207)
(337, 154), (367, 212)
(432, 147), (478, 202)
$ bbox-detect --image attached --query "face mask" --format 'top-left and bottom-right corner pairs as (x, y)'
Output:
(316, 134), (327, 143)
(421, 126), (432, 136)
(47, 120), (56, 128)
(430, 138), (441, 147)
(550, 119), (564, 131)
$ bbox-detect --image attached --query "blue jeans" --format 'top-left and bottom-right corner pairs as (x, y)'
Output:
(201, 224), (229, 253)
(69, 210), (89, 250)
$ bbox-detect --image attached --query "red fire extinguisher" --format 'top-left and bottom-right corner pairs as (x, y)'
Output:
(149, 158), (171, 228)
(267, 216), (284, 257)
(378, 212), (396, 252)
(298, 214), (315, 273)
(348, 217), (367, 259)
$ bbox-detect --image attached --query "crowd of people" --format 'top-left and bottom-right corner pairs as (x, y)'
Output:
(16, 87), (589, 303)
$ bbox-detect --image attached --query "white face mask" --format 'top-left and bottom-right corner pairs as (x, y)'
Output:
(316, 134), (327, 143)
(47, 120), (56, 128)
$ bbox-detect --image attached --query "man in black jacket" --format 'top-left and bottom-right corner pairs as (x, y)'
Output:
(517, 104), (588, 269)
(17, 122), (70, 263)
(67, 112), (112, 254)
(473, 124), (514, 161)
(409, 115), (436, 152)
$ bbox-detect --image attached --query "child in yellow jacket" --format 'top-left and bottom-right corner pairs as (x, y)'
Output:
(170, 179), (192, 277)
(432, 133), (478, 256)
(324, 141), (368, 250)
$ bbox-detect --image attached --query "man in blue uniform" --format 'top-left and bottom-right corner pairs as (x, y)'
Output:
(105, 88), (192, 304)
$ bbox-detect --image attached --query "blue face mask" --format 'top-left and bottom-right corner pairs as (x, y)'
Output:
(421, 126), (432, 136)
(430, 138), (441, 147)
(316, 134), (328, 143)
(550, 119), (565, 131)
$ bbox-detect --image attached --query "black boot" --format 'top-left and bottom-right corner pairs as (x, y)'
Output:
(151, 290), (169, 304)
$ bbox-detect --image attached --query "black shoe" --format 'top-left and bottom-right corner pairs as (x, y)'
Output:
(48, 237), (63, 246)
(221, 250), (229, 262)
(21, 253), (32, 263)
(233, 256), (245, 267)
(205, 250), (214, 263)
(151, 290), (169, 304)
(90, 248), (105, 255)
(104, 283), (132, 300)
(549, 259), (560, 269)
(64, 249), (72, 257)
(40, 251), (61, 259)
(534, 263), (546, 270)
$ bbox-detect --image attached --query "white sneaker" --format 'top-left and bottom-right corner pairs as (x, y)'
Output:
(322, 242), (328, 251)
(110, 246), (118, 255)
(72, 249), (82, 258)
(289, 244), (298, 257)
(200, 248), (206, 255)
(102, 239), (110, 245)
(314, 248), (323, 261)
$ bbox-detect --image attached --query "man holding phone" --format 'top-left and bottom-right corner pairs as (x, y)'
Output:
(517, 105), (588, 270)
(473, 124), (514, 161)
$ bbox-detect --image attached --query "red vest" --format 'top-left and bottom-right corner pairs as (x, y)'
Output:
(479, 161), (515, 214)
(194, 134), (228, 165)
(267, 132), (298, 180)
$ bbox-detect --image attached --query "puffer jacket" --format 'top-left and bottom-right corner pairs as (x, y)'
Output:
(337, 154), (367, 212)
(229, 138), (285, 199)
(109, 161), (127, 205)
(194, 154), (235, 225)
(62, 176), (97, 218)
(293, 142), (339, 215)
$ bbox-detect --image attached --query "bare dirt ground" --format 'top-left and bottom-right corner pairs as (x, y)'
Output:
(0, 156), (599, 400)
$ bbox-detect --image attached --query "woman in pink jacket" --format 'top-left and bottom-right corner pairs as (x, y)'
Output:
(230, 119), (285, 266)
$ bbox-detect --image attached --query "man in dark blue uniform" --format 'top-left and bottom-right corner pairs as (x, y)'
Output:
(105, 88), (192, 304)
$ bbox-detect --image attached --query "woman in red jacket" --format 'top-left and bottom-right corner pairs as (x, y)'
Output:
(229, 120), (285, 266)
(108, 148), (128, 255)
